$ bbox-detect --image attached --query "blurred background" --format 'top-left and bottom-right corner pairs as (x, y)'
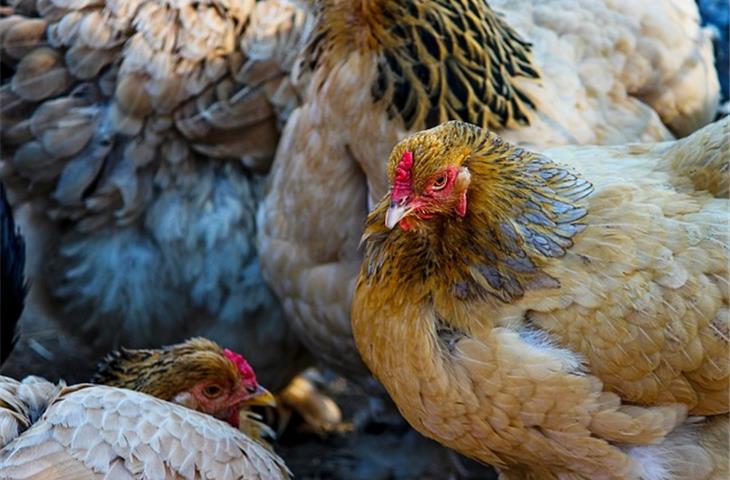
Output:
(699, 0), (729, 105)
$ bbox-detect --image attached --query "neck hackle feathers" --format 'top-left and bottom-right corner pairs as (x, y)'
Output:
(364, 121), (593, 304)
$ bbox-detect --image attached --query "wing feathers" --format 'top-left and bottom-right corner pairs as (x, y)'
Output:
(0, 385), (291, 479)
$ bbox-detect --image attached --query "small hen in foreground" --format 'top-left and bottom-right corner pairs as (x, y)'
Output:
(0, 337), (288, 479)
(353, 119), (728, 479)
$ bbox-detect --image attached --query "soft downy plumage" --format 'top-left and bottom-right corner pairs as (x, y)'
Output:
(0, 0), (315, 396)
(0, 382), (290, 479)
(352, 119), (728, 479)
(0, 337), (289, 478)
(258, 0), (721, 385)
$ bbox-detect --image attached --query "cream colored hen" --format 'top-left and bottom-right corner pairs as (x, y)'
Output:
(353, 118), (728, 479)
(0, 0), (313, 394)
(0, 378), (290, 479)
(258, 0), (721, 382)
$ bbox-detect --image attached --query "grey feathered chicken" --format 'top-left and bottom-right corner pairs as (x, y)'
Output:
(0, 0), (315, 406)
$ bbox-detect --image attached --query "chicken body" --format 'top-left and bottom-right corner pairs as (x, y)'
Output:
(258, 0), (720, 382)
(0, 0), (314, 391)
(352, 119), (729, 479)
(0, 380), (290, 479)
(0, 337), (288, 478)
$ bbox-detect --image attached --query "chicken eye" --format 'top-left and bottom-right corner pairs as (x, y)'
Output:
(431, 175), (448, 191)
(203, 384), (223, 398)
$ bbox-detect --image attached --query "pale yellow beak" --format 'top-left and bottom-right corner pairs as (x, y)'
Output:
(385, 201), (412, 229)
(242, 386), (277, 408)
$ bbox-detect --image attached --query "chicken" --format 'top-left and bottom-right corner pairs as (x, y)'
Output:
(1, 183), (26, 364)
(90, 337), (277, 429)
(258, 0), (720, 383)
(0, 338), (278, 445)
(90, 337), (281, 444)
(0, 0), (314, 402)
(352, 119), (729, 479)
(0, 337), (290, 478)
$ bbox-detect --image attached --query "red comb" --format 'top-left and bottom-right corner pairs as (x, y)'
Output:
(392, 151), (414, 202)
(224, 348), (257, 385)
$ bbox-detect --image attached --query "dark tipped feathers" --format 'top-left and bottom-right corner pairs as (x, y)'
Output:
(303, 0), (540, 131)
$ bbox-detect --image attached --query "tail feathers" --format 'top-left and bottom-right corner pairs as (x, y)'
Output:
(627, 415), (729, 480)
(666, 117), (729, 197)
(0, 184), (26, 365)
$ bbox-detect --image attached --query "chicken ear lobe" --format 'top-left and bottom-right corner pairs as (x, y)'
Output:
(465, 152), (593, 303)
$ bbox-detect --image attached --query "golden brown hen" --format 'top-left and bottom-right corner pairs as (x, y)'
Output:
(0, 0), (316, 412)
(352, 119), (728, 479)
(0, 337), (289, 478)
(258, 0), (720, 385)
(90, 337), (277, 428)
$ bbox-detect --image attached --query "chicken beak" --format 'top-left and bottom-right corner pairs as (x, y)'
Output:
(385, 201), (410, 229)
(242, 386), (277, 408)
